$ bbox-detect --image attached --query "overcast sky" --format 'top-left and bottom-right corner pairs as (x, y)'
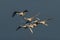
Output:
(0, 0), (60, 40)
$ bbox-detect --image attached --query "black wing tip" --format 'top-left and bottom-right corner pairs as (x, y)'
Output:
(12, 11), (17, 17)
(23, 10), (28, 12)
(16, 26), (21, 31)
(47, 18), (54, 21)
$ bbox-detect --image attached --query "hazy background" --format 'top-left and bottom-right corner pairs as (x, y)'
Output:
(0, 0), (60, 40)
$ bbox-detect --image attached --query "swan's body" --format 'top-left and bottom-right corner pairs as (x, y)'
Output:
(12, 10), (28, 17)
(16, 22), (39, 34)
(39, 20), (48, 26)
(39, 18), (53, 26)
(24, 13), (40, 24)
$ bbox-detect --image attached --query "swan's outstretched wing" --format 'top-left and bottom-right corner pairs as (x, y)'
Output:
(28, 27), (33, 34)
(12, 11), (17, 17)
(43, 17), (54, 21)
(36, 17), (40, 20)
(23, 10), (28, 13)
(16, 26), (21, 31)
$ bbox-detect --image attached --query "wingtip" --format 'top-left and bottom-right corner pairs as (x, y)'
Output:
(12, 11), (18, 18)
(16, 26), (21, 31)
(23, 10), (28, 12)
